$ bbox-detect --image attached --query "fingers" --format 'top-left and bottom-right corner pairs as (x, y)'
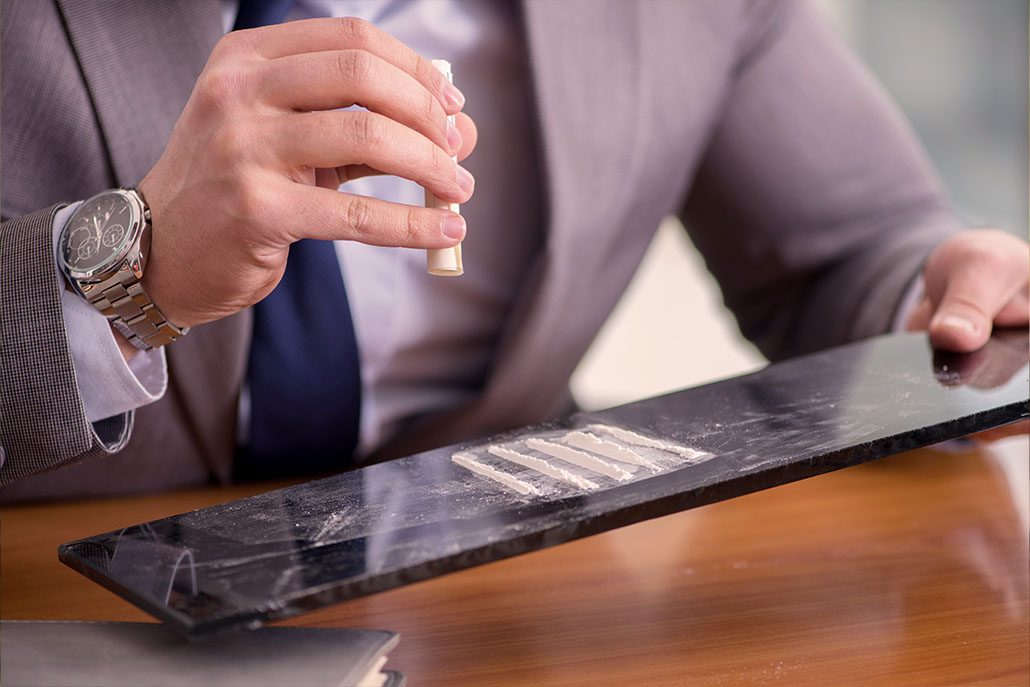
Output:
(207, 20), (479, 250)
(994, 289), (1030, 326)
(454, 112), (477, 162)
(278, 110), (474, 203)
(928, 268), (1017, 351)
(233, 18), (465, 114)
(259, 50), (461, 156)
(285, 183), (466, 248)
(923, 230), (1029, 352)
(312, 114), (473, 190)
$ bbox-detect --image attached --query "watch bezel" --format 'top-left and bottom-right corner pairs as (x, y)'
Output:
(59, 189), (146, 284)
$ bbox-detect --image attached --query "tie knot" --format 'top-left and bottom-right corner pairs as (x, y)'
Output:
(233, 0), (295, 31)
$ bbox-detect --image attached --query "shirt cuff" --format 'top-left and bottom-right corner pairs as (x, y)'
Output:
(53, 203), (168, 423)
(891, 273), (926, 333)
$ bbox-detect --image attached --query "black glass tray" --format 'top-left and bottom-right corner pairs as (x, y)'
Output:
(59, 332), (1029, 639)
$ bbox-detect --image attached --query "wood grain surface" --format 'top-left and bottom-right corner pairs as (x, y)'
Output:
(3, 439), (1028, 686)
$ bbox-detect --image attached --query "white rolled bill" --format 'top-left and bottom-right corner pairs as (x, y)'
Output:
(426, 59), (464, 276)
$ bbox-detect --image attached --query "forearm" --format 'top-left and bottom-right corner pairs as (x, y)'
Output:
(680, 0), (963, 360)
(0, 205), (163, 484)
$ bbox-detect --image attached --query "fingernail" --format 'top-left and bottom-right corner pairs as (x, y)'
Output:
(456, 165), (474, 192)
(442, 214), (466, 240)
(446, 121), (462, 152)
(936, 314), (979, 335)
(443, 83), (465, 109)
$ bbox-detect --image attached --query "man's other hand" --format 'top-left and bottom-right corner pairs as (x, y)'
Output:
(908, 229), (1029, 441)
(137, 18), (478, 329)
(908, 229), (1029, 351)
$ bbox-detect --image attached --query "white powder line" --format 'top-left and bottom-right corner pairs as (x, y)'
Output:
(586, 423), (708, 461)
(562, 431), (657, 469)
(487, 445), (598, 490)
(452, 452), (539, 496)
(525, 438), (632, 481)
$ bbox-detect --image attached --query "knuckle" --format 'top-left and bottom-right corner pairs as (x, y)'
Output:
(196, 68), (248, 113)
(336, 49), (374, 85)
(403, 205), (424, 244)
(430, 142), (449, 169)
(955, 242), (1009, 274)
(429, 144), (453, 180)
(944, 293), (991, 319)
(226, 177), (267, 222)
(337, 16), (374, 48)
(949, 231), (1022, 268)
(210, 124), (250, 168)
(421, 89), (439, 127)
(412, 56), (437, 90)
(344, 195), (375, 235)
(210, 32), (244, 60)
(347, 112), (384, 151)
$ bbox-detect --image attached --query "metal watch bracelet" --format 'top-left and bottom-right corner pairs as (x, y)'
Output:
(86, 270), (187, 350)
(87, 187), (187, 351)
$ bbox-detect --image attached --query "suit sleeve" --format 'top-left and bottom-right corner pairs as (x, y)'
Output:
(680, 0), (963, 361)
(0, 205), (132, 485)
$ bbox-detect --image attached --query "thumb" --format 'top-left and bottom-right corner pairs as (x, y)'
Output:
(924, 230), (1029, 352)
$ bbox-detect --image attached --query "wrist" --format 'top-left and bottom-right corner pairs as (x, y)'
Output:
(112, 326), (140, 362)
(134, 179), (192, 331)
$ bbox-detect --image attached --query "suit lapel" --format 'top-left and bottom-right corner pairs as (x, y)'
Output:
(59, 0), (247, 479)
(482, 0), (646, 424)
(57, 0), (223, 186)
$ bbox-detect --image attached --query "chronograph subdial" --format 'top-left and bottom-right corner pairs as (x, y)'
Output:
(102, 223), (126, 248)
(77, 240), (100, 261)
(66, 226), (100, 261)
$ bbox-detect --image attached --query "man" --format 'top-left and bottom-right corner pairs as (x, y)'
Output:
(1, 0), (1027, 500)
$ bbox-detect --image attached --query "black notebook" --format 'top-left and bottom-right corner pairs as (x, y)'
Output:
(0, 621), (403, 687)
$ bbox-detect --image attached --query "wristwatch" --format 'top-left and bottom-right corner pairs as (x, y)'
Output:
(57, 188), (188, 351)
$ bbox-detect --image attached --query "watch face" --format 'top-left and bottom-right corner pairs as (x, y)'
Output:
(60, 192), (135, 274)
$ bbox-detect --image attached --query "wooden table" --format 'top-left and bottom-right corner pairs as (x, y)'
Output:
(4, 439), (1028, 686)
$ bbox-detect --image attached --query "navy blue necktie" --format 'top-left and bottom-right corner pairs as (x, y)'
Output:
(232, 0), (294, 31)
(237, 0), (362, 479)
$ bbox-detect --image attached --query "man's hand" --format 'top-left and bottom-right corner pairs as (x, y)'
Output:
(908, 229), (1029, 440)
(907, 229), (1029, 351)
(137, 18), (478, 329)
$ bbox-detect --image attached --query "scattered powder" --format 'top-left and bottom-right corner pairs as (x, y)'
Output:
(525, 438), (632, 481)
(452, 452), (539, 496)
(311, 510), (355, 544)
(487, 445), (598, 490)
(587, 423), (707, 461)
(561, 431), (657, 468)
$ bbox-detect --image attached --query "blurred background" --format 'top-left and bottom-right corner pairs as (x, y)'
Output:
(571, 0), (1029, 411)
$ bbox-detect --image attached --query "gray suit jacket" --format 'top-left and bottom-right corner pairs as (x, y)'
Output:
(0, 0), (959, 500)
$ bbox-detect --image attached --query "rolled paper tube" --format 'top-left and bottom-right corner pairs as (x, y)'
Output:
(426, 59), (464, 277)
